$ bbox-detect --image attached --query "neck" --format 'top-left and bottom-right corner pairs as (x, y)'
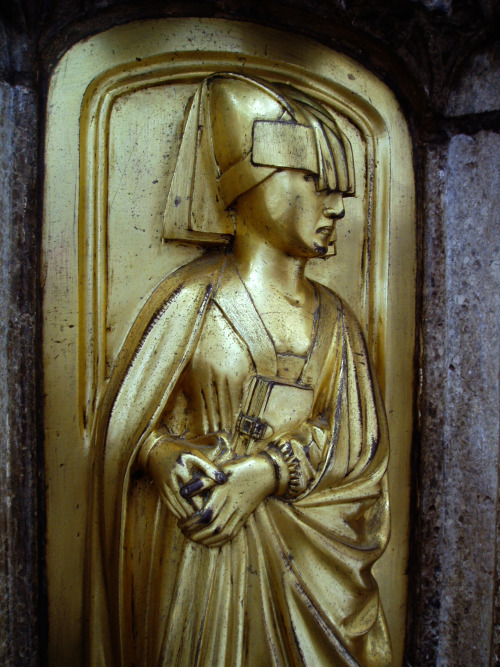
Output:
(231, 228), (309, 300)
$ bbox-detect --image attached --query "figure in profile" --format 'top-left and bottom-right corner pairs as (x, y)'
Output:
(86, 72), (391, 666)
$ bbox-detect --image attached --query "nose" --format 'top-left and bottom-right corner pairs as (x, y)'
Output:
(323, 193), (345, 220)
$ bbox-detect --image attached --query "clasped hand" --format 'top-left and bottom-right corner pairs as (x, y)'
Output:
(147, 438), (275, 548)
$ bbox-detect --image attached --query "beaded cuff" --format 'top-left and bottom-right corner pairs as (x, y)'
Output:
(266, 441), (302, 498)
(276, 441), (302, 498)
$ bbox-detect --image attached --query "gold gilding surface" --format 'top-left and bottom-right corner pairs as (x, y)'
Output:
(43, 18), (415, 666)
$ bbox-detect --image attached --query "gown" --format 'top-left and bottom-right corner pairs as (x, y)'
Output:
(85, 252), (391, 667)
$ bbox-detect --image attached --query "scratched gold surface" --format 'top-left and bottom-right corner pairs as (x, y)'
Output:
(43, 18), (415, 666)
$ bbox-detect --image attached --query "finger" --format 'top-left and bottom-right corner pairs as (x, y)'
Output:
(172, 462), (197, 486)
(190, 494), (204, 512)
(167, 473), (198, 516)
(197, 511), (243, 547)
(187, 505), (237, 542)
(190, 518), (237, 546)
(180, 505), (217, 533)
(167, 480), (202, 513)
(183, 455), (227, 485)
(202, 533), (233, 548)
(204, 523), (245, 548)
(181, 494), (227, 534)
(163, 485), (192, 521)
(188, 519), (229, 544)
(179, 476), (216, 499)
(160, 486), (183, 520)
(174, 489), (197, 518)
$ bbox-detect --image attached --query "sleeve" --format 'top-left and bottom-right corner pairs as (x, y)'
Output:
(85, 256), (225, 655)
(265, 300), (389, 505)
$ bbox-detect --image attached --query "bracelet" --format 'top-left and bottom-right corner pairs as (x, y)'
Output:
(275, 441), (302, 498)
(266, 442), (302, 498)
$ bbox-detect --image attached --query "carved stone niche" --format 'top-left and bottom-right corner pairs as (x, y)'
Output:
(43, 17), (415, 666)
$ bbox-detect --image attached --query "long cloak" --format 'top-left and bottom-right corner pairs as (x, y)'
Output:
(85, 251), (391, 667)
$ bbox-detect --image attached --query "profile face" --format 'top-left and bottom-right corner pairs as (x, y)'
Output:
(234, 169), (346, 258)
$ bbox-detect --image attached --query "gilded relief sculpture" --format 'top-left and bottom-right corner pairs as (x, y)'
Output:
(85, 73), (391, 666)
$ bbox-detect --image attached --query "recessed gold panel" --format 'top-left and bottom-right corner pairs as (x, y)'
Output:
(43, 18), (415, 666)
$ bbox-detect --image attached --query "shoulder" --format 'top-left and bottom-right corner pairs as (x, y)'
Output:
(160, 250), (226, 292)
(311, 280), (349, 320)
(311, 280), (367, 339)
(141, 250), (225, 313)
(116, 251), (225, 358)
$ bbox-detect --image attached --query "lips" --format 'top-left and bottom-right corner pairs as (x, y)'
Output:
(316, 225), (336, 241)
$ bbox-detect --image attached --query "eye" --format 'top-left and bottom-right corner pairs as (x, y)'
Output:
(303, 173), (318, 183)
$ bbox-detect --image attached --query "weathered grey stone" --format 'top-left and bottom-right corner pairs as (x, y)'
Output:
(410, 142), (448, 665)
(415, 132), (500, 666)
(417, 0), (452, 14)
(0, 79), (40, 666)
(495, 465), (500, 665)
(439, 131), (500, 664)
(447, 42), (500, 116)
(477, 0), (498, 22)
